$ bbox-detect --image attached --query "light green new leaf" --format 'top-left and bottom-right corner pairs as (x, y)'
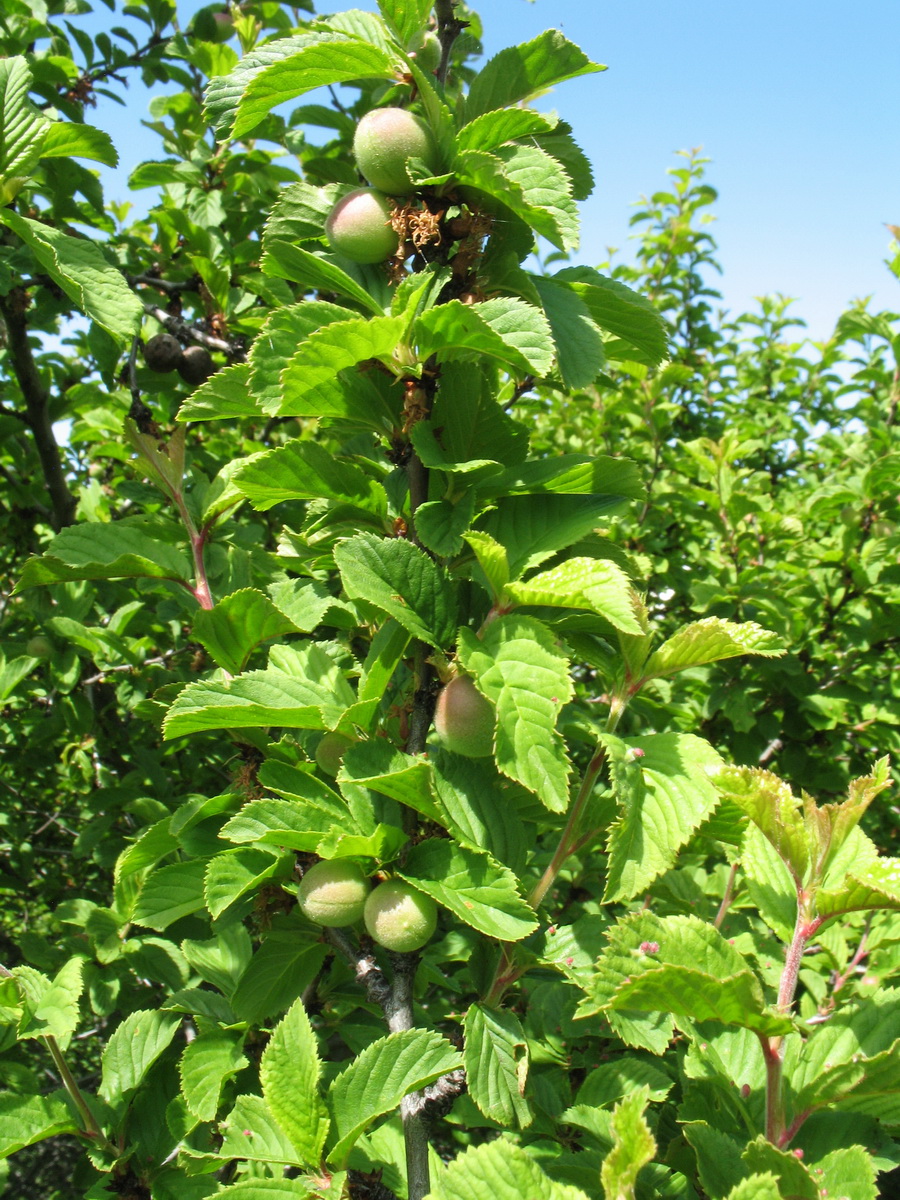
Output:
(335, 532), (457, 650)
(642, 618), (786, 681)
(261, 241), (384, 316)
(183, 925), (252, 997)
(261, 997), (329, 1168)
(724, 1176), (782, 1200)
(459, 615), (572, 811)
(554, 266), (668, 366)
(484, 453), (644, 500)
(716, 765), (809, 886)
(176, 363), (265, 422)
(242, 300), (353, 413)
(399, 839), (537, 940)
(416, 297), (555, 377)
(15, 958), (84, 1045)
(0, 57), (50, 203)
(464, 531), (511, 601)
(204, 847), (289, 919)
(132, 859), (208, 930)
(15, 521), (192, 592)
(0, 210), (141, 343)
(741, 1138), (818, 1200)
(814, 1146), (877, 1200)
(179, 1029), (249, 1122)
(234, 440), (387, 516)
(506, 557), (641, 633)
(603, 732), (724, 902)
(804, 756), (892, 882)
(0, 1092), (77, 1159)
(496, 143), (580, 251)
(327, 1029), (462, 1165)
(276, 314), (405, 422)
(426, 1138), (590, 1200)
(40, 121), (117, 166)
(99, 1009), (181, 1101)
(192, 589), (301, 674)
(163, 663), (346, 741)
(234, 36), (399, 139)
(465, 30), (604, 121)
(817, 856), (900, 924)
(613, 966), (793, 1037)
(464, 1004), (531, 1128)
(220, 1094), (306, 1166)
(456, 108), (557, 156)
(600, 1087), (656, 1200)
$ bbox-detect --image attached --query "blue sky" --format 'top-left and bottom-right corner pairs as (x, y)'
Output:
(73, 0), (899, 342)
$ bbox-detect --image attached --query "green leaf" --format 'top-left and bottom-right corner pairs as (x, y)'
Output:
(429, 361), (528, 470)
(0, 57), (50, 204)
(803, 757), (892, 881)
(192, 589), (301, 674)
(177, 363), (265, 422)
(219, 1094), (306, 1166)
(214, 1182), (316, 1199)
(276, 314), (405, 424)
(243, 301), (352, 414)
(378, 0), (435, 44)
(415, 492), (477, 558)
(614, 967), (793, 1037)
(15, 521), (192, 592)
(99, 1009), (181, 1101)
(339, 740), (443, 825)
(398, 838), (537, 940)
(15, 958), (84, 1045)
(602, 732), (724, 902)
(431, 753), (529, 872)
(485, 454), (644, 501)
(554, 267), (668, 366)
(327, 1029), (462, 1165)
(221, 799), (349, 852)
(204, 847), (289, 919)
(741, 824), (796, 942)
(496, 143), (580, 252)
(741, 1138), (817, 1200)
(232, 930), (329, 1025)
(682, 1122), (747, 1200)
(465, 31), (605, 121)
(458, 615), (572, 812)
(427, 1138), (590, 1200)
(642, 618), (786, 681)
(716, 765), (809, 886)
(335, 532), (457, 650)
(234, 440), (387, 516)
(262, 241), (385, 317)
(0, 210), (141, 343)
(132, 859), (208, 930)
(456, 108), (557, 155)
(577, 1059), (673, 1107)
(183, 925), (253, 998)
(0, 1092), (77, 1159)
(816, 856), (900, 924)
(723, 1176), (782, 1200)
(260, 997), (330, 1168)
(506, 557), (641, 633)
(464, 1004), (531, 1128)
(205, 33), (397, 138)
(416, 297), (555, 377)
(599, 1087), (656, 1200)
(463, 532), (511, 602)
(180, 1030), (248, 1122)
(40, 120), (118, 167)
(530, 274), (606, 389)
(813, 1146), (877, 1200)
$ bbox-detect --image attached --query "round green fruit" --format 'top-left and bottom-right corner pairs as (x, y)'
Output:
(143, 333), (184, 374)
(315, 732), (354, 777)
(298, 860), (370, 928)
(325, 188), (399, 264)
(177, 345), (215, 385)
(434, 674), (494, 758)
(26, 635), (53, 659)
(407, 31), (441, 76)
(352, 107), (438, 196)
(364, 880), (437, 952)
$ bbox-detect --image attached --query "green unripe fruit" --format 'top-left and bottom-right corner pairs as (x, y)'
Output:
(177, 345), (215, 385)
(325, 188), (399, 264)
(298, 860), (370, 928)
(407, 31), (441, 76)
(364, 880), (437, 952)
(26, 635), (53, 659)
(434, 674), (494, 758)
(143, 333), (184, 374)
(315, 732), (354, 777)
(352, 107), (438, 196)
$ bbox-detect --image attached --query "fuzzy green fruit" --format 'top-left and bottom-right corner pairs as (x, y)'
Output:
(407, 31), (441, 76)
(325, 188), (399, 264)
(298, 860), (370, 928)
(434, 674), (494, 758)
(352, 107), (438, 196)
(26, 635), (53, 659)
(364, 880), (437, 952)
(315, 732), (354, 777)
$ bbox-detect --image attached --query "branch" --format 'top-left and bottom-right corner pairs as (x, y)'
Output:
(143, 304), (240, 357)
(0, 293), (76, 530)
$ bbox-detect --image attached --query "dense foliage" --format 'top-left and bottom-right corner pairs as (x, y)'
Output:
(0, 2), (899, 1199)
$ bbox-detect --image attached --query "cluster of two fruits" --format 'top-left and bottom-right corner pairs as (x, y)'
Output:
(325, 107), (439, 265)
(143, 333), (215, 385)
(298, 861), (437, 953)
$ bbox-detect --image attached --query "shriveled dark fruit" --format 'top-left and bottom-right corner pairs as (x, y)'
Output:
(364, 880), (437, 952)
(177, 345), (215, 385)
(352, 107), (438, 196)
(315, 731), (355, 777)
(143, 333), (184, 374)
(434, 674), (494, 758)
(325, 188), (399, 264)
(298, 860), (370, 928)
